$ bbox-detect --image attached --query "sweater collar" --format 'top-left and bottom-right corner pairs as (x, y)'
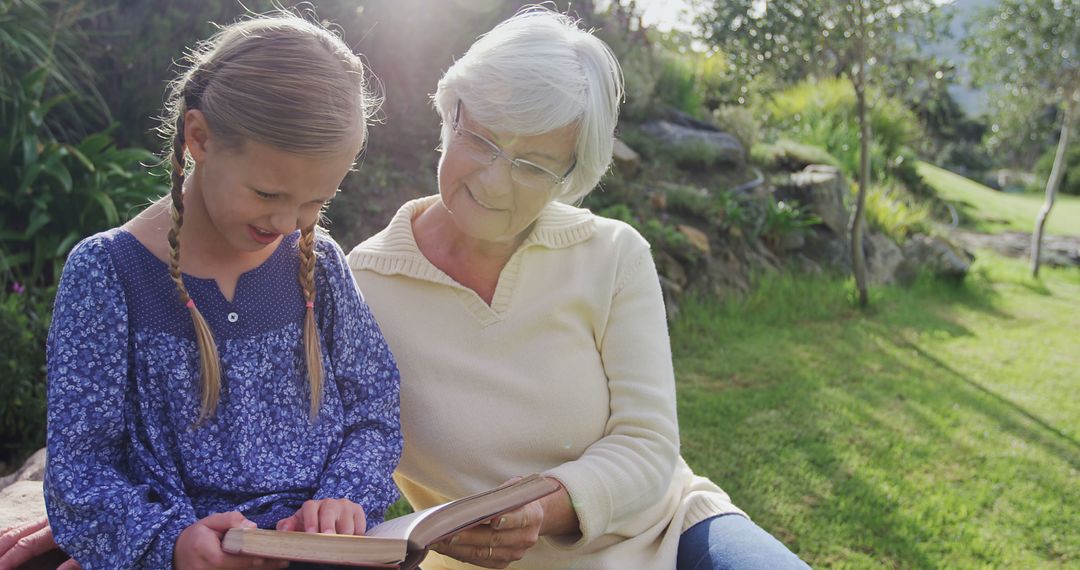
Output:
(349, 195), (596, 269)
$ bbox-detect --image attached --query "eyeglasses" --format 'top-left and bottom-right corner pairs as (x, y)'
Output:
(452, 100), (576, 191)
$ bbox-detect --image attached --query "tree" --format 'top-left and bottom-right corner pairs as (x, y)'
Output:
(964, 0), (1079, 278)
(699, 0), (942, 307)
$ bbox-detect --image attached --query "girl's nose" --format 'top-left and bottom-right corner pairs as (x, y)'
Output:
(268, 211), (298, 235)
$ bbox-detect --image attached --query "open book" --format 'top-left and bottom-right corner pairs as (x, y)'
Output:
(221, 474), (562, 569)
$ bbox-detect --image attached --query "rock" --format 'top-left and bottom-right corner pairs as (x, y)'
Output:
(774, 165), (850, 236)
(0, 448), (48, 532)
(677, 224), (711, 255)
(897, 234), (974, 284)
(654, 249), (688, 289)
(611, 138), (641, 178)
(640, 120), (744, 168)
(0, 480), (47, 530)
(798, 226), (850, 271)
(0, 447), (46, 490)
(865, 232), (904, 285)
(649, 191), (668, 211)
(658, 275), (682, 321)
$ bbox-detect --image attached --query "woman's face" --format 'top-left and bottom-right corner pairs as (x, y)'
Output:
(437, 106), (577, 245)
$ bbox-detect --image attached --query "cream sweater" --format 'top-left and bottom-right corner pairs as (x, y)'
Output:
(348, 196), (744, 569)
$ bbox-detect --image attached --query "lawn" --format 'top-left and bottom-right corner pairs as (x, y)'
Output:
(917, 161), (1080, 237)
(672, 253), (1079, 568)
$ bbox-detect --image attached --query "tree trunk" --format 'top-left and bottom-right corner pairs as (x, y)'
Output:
(1030, 92), (1076, 277)
(849, 2), (870, 307)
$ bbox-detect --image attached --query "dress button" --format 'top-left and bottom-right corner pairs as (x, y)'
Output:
(227, 312), (239, 323)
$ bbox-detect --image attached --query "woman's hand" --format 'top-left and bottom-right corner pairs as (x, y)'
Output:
(275, 498), (366, 535)
(431, 500), (545, 569)
(0, 518), (80, 570)
(173, 512), (287, 570)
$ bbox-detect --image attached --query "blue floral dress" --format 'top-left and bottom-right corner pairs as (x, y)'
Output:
(44, 229), (402, 569)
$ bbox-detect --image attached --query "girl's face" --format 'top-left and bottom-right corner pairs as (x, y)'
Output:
(437, 107), (577, 245)
(186, 112), (360, 255)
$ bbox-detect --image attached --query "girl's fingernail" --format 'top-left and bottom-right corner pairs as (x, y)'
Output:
(449, 535), (460, 545)
(496, 516), (507, 529)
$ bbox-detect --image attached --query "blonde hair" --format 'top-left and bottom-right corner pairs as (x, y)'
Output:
(433, 6), (623, 204)
(159, 11), (376, 422)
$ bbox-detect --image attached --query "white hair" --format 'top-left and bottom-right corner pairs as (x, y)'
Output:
(433, 6), (624, 204)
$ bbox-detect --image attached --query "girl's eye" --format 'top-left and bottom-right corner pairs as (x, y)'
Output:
(255, 191), (275, 199)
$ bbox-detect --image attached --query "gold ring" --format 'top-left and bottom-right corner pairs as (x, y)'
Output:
(487, 546), (494, 559)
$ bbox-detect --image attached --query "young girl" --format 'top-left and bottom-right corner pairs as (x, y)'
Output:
(43, 13), (401, 569)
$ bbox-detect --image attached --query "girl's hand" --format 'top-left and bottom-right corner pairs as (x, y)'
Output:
(431, 500), (545, 569)
(275, 498), (366, 535)
(173, 512), (287, 569)
(0, 517), (81, 570)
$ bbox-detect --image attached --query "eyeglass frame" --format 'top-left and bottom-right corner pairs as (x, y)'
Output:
(451, 100), (577, 190)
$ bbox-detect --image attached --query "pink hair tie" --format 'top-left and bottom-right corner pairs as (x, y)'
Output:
(305, 301), (314, 309)
(185, 299), (195, 309)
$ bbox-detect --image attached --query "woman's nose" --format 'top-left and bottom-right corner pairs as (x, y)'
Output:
(478, 157), (515, 196)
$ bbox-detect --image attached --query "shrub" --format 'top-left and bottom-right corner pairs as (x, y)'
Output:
(761, 199), (821, 247)
(662, 184), (749, 231)
(712, 104), (760, 151)
(654, 51), (706, 118)
(0, 284), (53, 464)
(662, 139), (734, 170)
(0, 67), (166, 288)
(765, 77), (924, 186)
(862, 183), (931, 244)
(750, 139), (840, 172)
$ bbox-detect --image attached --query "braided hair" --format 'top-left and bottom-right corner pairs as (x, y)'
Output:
(159, 11), (375, 421)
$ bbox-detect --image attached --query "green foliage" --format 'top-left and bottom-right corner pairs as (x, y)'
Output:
(765, 77), (923, 185)
(0, 285), (53, 464)
(761, 199), (820, 247)
(700, 0), (945, 91)
(963, 0), (1079, 102)
(1030, 141), (1080, 196)
(861, 183), (931, 243)
(663, 184), (749, 230)
(0, 67), (166, 287)
(654, 51), (707, 118)
(711, 104), (760, 151)
(750, 139), (841, 172)
(963, 0), (1079, 170)
(651, 50), (734, 119)
(661, 139), (734, 170)
(0, 0), (109, 138)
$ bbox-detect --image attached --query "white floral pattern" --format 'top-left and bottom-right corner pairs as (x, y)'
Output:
(44, 229), (401, 569)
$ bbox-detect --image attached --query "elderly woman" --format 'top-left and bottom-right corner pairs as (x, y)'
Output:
(347, 8), (808, 570)
(0, 8), (809, 570)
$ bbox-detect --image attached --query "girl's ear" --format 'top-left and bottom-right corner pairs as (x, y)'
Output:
(183, 109), (212, 163)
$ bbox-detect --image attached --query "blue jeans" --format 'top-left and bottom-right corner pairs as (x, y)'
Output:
(677, 514), (811, 570)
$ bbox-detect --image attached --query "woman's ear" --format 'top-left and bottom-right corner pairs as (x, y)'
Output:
(183, 109), (212, 163)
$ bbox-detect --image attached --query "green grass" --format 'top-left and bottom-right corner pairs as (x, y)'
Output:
(917, 161), (1080, 237)
(672, 254), (1080, 568)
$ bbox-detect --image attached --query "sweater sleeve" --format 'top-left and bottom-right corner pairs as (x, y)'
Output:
(44, 238), (196, 570)
(544, 239), (680, 549)
(311, 241), (403, 529)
